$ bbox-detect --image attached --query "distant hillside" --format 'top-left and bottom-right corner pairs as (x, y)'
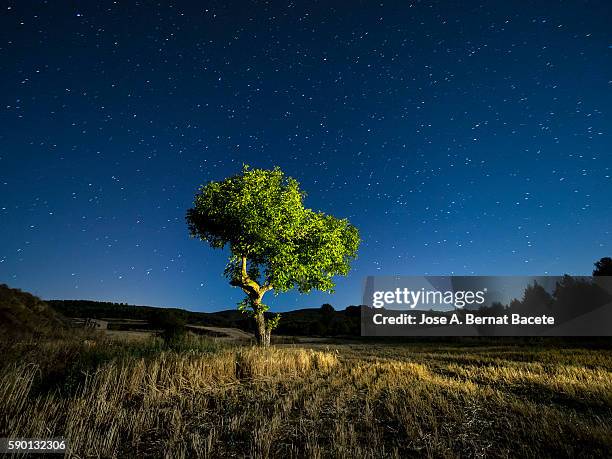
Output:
(47, 299), (250, 328)
(275, 306), (361, 336)
(48, 299), (362, 337)
(0, 284), (67, 338)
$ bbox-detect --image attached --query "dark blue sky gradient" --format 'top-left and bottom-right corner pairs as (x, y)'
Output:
(1, 1), (611, 311)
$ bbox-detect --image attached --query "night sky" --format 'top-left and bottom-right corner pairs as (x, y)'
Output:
(1, 1), (611, 312)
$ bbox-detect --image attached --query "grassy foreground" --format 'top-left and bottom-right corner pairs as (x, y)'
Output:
(1, 336), (611, 458)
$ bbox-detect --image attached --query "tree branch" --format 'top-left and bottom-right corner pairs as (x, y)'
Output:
(241, 255), (249, 281)
(229, 255), (262, 298)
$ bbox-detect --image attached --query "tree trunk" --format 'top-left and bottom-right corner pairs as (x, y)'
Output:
(254, 309), (271, 348)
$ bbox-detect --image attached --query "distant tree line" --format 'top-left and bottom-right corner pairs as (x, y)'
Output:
(274, 304), (361, 337)
(593, 257), (612, 276)
(480, 274), (611, 322)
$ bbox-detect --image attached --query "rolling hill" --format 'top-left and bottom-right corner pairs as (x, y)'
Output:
(46, 299), (362, 337)
(0, 284), (67, 338)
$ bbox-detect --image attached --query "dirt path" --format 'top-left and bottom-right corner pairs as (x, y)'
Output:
(187, 325), (253, 340)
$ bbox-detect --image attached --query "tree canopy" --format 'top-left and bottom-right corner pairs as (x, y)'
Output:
(593, 257), (612, 276)
(186, 165), (360, 345)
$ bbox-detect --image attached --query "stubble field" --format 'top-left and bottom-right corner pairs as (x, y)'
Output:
(1, 336), (611, 458)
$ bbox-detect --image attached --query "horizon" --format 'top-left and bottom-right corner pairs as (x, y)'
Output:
(42, 294), (354, 313)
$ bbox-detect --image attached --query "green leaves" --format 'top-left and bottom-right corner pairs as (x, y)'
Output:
(187, 164), (360, 319)
(267, 313), (281, 331)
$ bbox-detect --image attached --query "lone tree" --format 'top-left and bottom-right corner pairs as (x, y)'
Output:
(593, 257), (612, 276)
(186, 166), (360, 347)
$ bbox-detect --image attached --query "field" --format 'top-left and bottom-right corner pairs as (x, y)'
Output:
(1, 335), (611, 458)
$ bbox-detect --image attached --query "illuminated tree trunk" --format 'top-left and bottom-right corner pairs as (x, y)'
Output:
(253, 302), (271, 348)
(232, 257), (275, 347)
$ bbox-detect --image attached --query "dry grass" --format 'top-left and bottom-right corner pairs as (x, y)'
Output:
(1, 338), (610, 458)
